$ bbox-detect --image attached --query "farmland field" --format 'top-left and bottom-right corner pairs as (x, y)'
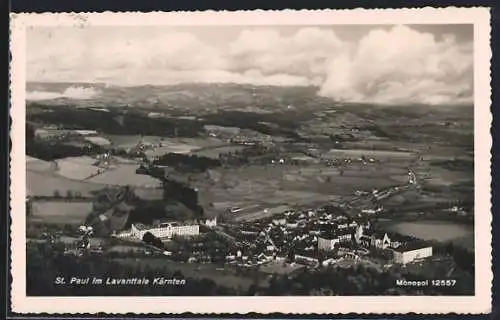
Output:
(133, 187), (164, 200)
(106, 134), (224, 152)
(27, 171), (106, 197)
(105, 135), (163, 149)
(233, 205), (291, 222)
(323, 149), (414, 160)
(26, 156), (56, 172)
(29, 201), (93, 225)
(54, 156), (101, 180)
(86, 164), (162, 187)
(193, 162), (406, 219)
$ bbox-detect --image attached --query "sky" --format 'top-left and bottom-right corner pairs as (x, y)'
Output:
(26, 24), (473, 105)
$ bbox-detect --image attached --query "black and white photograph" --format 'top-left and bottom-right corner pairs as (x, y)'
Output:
(10, 8), (492, 314)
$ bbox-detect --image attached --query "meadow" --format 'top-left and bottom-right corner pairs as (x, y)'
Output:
(29, 200), (94, 225)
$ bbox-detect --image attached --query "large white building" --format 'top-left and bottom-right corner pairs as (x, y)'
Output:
(131, 222), (199, 240)
(393, 244), (433, 264)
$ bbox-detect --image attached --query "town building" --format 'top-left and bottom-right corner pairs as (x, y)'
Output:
(74, 129), (98, 136)
(317, 235), (340, 251)
(338, 232), (353, 242)
(370, 232), (392, 249)
(294, 253), (319, 266)
(204, 217), (217, 227)
(354, 225), (365, 243)
(131, 222), (199, 240)
(272, 218), (287, 226)
(393, 243), (433, 264)
(358, 235), (372, 248)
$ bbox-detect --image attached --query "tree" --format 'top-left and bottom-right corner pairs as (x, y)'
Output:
(66, 190), (74, 199)
(53, 190), (61, 198)
(142, 232), (164, 249)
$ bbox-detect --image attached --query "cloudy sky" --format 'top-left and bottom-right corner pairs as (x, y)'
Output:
(27, 24), (473, 105)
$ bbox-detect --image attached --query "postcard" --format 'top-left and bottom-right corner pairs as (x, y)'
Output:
(10, 8), (492, 314)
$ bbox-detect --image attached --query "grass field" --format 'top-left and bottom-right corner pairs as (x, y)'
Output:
(233, 205), (291, 222)
(86, 164), (161, 187)
(27, 170), (106, 197)
(323, 149), (414, 160)
(54, 156), (101, 180)
(26, 156), (55, 172)
(29, 200), (93, 225)
(133, 187), (164, 200)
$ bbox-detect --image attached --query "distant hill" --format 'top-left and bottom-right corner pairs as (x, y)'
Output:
(26, 82), (332, 114)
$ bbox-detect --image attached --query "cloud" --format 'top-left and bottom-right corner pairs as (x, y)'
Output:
(318, 25), (473, 105)
(26, 86), (99, 101)
(226, 27), (344, 78)
(27, 25), (473, 105)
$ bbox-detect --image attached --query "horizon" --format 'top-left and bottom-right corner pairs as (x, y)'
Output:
(26, 24), (474, 106)
(24, 82), (474, 109)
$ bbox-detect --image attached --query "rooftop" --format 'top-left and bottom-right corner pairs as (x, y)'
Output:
(133, 223), (147, 230)
(393, 242), (431, 253)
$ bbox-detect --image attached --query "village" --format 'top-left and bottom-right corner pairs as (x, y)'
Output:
(58, 194), (434, 277)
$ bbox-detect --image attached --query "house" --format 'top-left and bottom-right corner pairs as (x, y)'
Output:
(393, 243), (433, 264)
(294, 253), (319, 267)
(257, 253), (273, 263)
(349, 221), (358, 228)
(204, 217), (217, 228)
(322, 258), (337, 267)
(337, 231), (352, 243)
(286, 221), (299, 229)
(272, 218), (286, 226)
(358, 235), (372, 248)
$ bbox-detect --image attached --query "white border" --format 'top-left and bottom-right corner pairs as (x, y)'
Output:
(10, 8), (492, 314)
